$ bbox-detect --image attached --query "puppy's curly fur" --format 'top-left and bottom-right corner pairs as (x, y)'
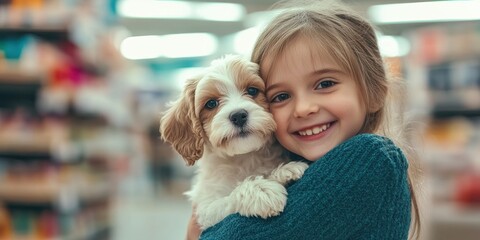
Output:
(160, 55), (308, 229)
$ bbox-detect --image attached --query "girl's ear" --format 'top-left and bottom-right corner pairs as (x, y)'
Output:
(159, 77), (204, 166)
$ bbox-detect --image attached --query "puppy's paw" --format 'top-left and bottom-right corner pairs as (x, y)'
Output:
(231, 176), (287, 219)
(269, 161), (309, 184)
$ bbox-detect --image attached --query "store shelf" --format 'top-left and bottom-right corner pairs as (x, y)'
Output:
(0, 3), (122, 240)
(433, 202), (480, 225)
(66, 224), (110, 240)
(0, 181), (62, 205)
(430, 202), (480, 240)
(0, 137), (53, 161)
(0, 70), (43, 82)
(0, 26), (69, 42)
(432, 107), (480, 119)
(0, 179), (111, 206)
(0, 72), (43, 110)
(0, 150), (51, 160)
(0, 82), (42, 110)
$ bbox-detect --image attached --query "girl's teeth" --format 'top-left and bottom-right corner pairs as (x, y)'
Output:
(298, 123), (330, 136)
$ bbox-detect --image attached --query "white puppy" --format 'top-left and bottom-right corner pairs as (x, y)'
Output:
(160, 55), (308, 229)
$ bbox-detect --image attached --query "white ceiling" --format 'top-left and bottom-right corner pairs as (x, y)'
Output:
(118, 0), (427, 38)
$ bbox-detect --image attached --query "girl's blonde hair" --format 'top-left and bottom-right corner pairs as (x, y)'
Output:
(251, 0), (422, 239)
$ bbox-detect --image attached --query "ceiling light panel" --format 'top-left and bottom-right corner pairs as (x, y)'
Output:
(120, 33), (218, 60)
(118, 0), (246, 22)
(369, 0), (480, 24)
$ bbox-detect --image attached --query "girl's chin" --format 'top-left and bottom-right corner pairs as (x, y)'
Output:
(300, 150), (329, 161)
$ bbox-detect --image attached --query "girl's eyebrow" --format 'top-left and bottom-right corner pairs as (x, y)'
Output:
(310, 68), (344, 77)
(266, 82), (282, 94)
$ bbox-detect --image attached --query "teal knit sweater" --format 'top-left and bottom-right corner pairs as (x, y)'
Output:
(200, 134), (411, 239)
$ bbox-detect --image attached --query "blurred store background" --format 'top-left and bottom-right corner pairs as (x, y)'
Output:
(0, 0), (479, 239)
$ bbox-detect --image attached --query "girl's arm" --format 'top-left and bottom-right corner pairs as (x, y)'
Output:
(200, 133), (411, 240)
(185, 206), (201, 240)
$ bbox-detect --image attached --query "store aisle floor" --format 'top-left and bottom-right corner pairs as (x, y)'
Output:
(111, 193), (191, 240)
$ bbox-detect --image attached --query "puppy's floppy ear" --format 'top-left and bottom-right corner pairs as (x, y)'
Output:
(160, 78), (204, 166)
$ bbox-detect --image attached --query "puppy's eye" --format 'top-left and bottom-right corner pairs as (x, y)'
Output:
(205, 99), (219, 109)
(246, 87), (259, 97)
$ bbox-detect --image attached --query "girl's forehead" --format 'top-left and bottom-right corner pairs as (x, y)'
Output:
(262, 36), (347, 79)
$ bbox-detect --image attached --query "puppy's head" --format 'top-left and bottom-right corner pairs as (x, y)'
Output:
(160, 54), (276, 166)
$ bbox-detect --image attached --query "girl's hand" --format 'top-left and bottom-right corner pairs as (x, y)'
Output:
(186, 207), (201, 240)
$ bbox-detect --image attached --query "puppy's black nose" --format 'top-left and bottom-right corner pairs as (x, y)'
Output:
(229, 109), (248, 127)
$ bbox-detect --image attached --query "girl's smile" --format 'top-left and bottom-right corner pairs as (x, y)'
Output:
(294, 121), (334, 139)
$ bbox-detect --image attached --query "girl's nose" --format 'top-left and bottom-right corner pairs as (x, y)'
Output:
(293, 98), (320, 118)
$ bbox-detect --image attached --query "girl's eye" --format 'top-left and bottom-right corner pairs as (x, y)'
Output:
(246, 87), (259, 97)
(205, 99), (219, 109)
(271, 93), (290, 103)
(315, 80), (336, 89)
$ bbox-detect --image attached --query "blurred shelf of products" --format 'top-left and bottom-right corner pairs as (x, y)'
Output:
(403, 21), (480, 240)
(0, 0), (187, 239)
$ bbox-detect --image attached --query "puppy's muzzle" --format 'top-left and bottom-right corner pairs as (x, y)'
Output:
(229, 109), (248, 127)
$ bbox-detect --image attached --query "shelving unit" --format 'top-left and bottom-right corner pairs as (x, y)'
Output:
(0, 26), (69, 42)
(0, 72), (42, 110)
(0, 2), (126, 239)
(404, 21), (480, 240)
(0, 96), (116, 239)
(432, 107), (480, 119)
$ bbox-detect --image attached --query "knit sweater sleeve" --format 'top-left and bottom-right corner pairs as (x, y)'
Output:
(200, 134), (411, 240)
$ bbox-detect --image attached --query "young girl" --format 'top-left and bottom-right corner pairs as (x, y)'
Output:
(188, 0), (422, 239)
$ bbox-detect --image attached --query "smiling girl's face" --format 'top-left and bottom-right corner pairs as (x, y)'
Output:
(263, 35), (367, 161)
